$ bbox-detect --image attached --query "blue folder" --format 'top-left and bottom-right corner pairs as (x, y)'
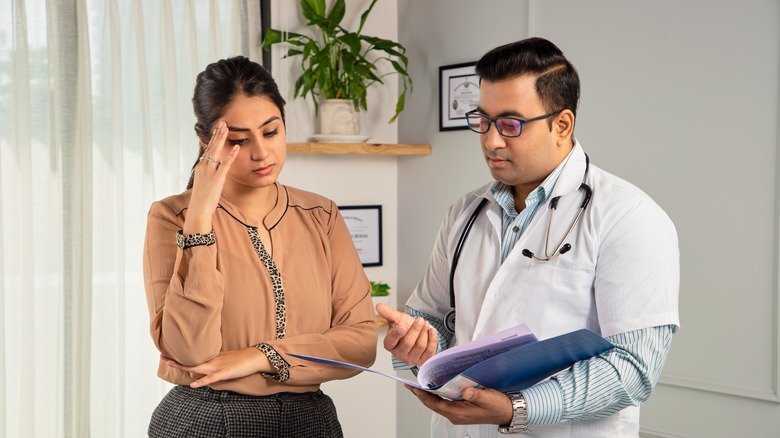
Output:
(458, 329), (614, 393)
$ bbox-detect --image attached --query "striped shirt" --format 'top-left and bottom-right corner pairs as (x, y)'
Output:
(522, 324), (676, 424)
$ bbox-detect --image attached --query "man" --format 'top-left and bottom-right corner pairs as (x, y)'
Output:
(377, 37), (679, 437)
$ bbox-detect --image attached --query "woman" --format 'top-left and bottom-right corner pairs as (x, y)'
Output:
(143, 56), (377, 437)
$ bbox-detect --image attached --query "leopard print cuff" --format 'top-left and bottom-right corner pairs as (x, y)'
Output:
(256, 343), (290, 382)
(176, 230), (216, 249)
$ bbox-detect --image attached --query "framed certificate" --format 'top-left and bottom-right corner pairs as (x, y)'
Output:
(439, 62), (479, 131)
(339, 205), (383, 267)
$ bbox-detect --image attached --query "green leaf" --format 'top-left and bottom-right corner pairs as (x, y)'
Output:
(327, 0), (346, 26)
(358, 0), (379, 34)
(303, 41), (319, 59)
(340, 49), (355, 72)
(370, 281), (390, 297)
(294, 75), (307, 97)
(342, 33), (361, 55)
(261, 28), (282, 48)
(310, 46), (332, 65)
(317, 67), (331, 97)
(301, 0), (326, 22)
(360, 35), (404, 55)
(302, 72), (316, 97)
(390, 60), (408, 77)
(262, 29), (311, 50)
(389, 92), (405, 123)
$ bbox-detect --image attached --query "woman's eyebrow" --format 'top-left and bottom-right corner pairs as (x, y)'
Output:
(227, 116), (281, 132)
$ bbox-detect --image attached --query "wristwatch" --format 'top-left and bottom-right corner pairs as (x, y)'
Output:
(176, 230), (216, 250)
(498, 392), (528, 434)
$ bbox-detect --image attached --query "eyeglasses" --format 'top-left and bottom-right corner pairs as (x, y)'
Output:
(465, 109), (562, 138)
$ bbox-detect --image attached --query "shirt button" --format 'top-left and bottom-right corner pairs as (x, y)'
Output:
(512, 226), (520, 233)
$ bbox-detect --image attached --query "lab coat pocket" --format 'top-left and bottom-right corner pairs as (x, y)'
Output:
(524, 260), (596, 332)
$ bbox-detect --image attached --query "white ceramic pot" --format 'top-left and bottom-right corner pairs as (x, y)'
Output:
(319, 99), (360, 135)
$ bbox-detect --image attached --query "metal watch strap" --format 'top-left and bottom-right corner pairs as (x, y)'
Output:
(176, 230), (216, 250)
(498, 392), (528, 434)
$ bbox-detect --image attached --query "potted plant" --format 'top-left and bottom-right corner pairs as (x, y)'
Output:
(261, 0), (412, 137)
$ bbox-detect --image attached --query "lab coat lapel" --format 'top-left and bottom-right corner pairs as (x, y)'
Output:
(471, 143), (588, 338)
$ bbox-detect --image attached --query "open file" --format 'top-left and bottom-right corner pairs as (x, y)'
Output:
(291, 324), (613, 400)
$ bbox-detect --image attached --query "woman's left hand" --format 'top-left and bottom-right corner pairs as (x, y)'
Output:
(165, 347), (272, 388)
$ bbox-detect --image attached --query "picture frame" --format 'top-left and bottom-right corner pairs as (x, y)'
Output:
(439, 62), (479, 131)
(339, 205), (383, 267)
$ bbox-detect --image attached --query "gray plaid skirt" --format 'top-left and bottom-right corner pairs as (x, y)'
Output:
(148, 385), (343, 437)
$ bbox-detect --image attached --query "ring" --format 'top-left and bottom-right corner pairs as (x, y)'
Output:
(200, 155), (221, 165)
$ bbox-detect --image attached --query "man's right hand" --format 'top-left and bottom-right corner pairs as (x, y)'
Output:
(376, 303), (438, 367)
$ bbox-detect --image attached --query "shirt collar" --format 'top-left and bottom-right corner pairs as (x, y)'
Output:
(216, 182), (288, 229)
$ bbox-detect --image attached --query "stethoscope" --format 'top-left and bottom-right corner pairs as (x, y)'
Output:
(444, 155), (592, 334)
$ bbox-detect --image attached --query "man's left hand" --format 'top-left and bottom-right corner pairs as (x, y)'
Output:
(407, 385), (514, 426)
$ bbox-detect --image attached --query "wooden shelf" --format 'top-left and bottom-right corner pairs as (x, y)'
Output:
(287, 142), (431, 156)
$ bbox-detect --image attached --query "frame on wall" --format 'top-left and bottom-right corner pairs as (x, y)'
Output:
(439, 62), (479, 131)
(339, 205), (383, 267)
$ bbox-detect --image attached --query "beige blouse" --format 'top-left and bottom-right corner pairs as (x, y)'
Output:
(143, 183), (377, 396)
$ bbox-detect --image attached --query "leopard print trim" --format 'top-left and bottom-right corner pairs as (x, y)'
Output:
(247, 227), (286, 340)
(176, 230), (216, 249)
(256, 342), (290, 382)
(247, 226), (290, 382)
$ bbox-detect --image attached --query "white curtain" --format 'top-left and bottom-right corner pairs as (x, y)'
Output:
(0, 1), (262, 436)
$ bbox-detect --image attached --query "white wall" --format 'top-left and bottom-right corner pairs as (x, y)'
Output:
(269, 1), (400, 437)
(397, 0), (780, 436)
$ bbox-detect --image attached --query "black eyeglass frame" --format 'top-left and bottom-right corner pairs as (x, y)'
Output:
(464, 109), (563, 138)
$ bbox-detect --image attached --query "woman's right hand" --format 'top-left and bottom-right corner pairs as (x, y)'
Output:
(183, 121), (240, 234)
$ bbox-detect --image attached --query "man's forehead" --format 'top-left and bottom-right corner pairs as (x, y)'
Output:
(478, 77), (543, 116)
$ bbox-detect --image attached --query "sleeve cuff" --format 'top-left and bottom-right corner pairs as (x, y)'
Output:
(256, 343), (290, 382)
(522, 379), (565, 425)
(176, 229), (216, 249)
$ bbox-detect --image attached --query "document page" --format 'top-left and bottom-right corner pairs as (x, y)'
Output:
(417, 324), (537, 389)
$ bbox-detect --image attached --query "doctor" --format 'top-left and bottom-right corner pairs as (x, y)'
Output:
(377, 37), (679, 437)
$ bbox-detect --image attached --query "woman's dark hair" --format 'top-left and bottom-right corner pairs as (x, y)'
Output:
(475, 37), (580, 124)
(186, 56), (286, 189)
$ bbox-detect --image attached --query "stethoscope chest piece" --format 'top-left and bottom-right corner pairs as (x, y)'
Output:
(445, 310), (456, 334)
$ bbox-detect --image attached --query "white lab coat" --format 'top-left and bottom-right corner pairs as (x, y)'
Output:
(407, 142), (679, 438)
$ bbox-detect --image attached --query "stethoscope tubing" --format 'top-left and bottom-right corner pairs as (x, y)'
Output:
(445, 154), (591, 334)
